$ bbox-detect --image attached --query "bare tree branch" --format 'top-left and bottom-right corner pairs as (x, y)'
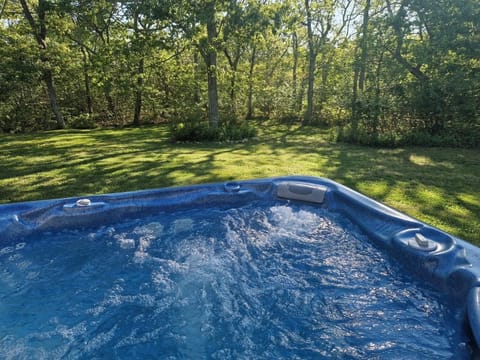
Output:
(19, 0), (46, 48)
(0, 0), (8, 20)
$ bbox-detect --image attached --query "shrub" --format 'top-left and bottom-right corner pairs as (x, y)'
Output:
(278, 112), (302, 124)
(170, 121), (257, 143)
(336, 123), (480, 149)
(67, 113), (97, 129)
(400, 128), (480, 148)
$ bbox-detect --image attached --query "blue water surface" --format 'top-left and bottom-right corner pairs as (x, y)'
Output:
(0, 201), (473, 359)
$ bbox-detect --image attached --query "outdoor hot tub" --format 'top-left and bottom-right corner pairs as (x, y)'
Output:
(1, 176), (479, 358)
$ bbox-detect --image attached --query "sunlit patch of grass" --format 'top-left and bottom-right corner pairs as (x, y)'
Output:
(458, 193), (480, 207)
(446, 204), (473, 218)
(0, 122), (479, 245)
(415, 186), (446, 208)
(409, 154), (434, 166)
(357, 181), (390, 199)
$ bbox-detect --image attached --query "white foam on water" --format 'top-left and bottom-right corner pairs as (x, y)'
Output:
(56, 322), (88, 341)
(133, 222), (164, 260)
(269, 205), (322, 234)
(0, 246), (14, 255)
(114, 234), (135, 249)
(84, 324), (118, 353)
(171, 218), (194, 234)
(0, 202), (473, 359)
(114, 325), (166, 349)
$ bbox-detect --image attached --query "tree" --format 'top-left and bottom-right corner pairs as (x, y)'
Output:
(351, 0), (370, 131)
(202, 1), (220, 128)
(0, 0), (477, 146)
(0, 0), (8, 19)
(64, 0), (122, 120)
(0, 5), (46, 132)
(222, 0), (272, 118)
(303, 0), (355, 124)
(121, 0), (175, 126)
(19, 0), (65, 128)
(178, 0), (277, 127)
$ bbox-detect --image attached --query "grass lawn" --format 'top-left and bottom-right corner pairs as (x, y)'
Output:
(1, 121), (479, 245)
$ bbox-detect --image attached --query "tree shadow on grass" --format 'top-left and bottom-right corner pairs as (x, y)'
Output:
(1, 125), (478, 243)
(323, 146), (480, 244)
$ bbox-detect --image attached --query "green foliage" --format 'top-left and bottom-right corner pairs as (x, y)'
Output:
(346, 0), (480, 148)
(170, 121), (219, 142)
(67, 114), (97, 129)
(336, 124), (397, 148)
(277, 112), (302, 124)
(337, 123), (480, 149)
(170, 119), (257, 142)
(0, 0), (477, 148)
(401, 127), (480, 149)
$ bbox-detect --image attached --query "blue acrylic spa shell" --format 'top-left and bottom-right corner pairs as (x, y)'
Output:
(1, 176), (480, 350)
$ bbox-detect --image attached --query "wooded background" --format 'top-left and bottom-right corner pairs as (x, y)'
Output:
(1, 0), (479, 146)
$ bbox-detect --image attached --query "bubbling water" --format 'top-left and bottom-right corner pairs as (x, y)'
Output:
(0, 202), (472, 359)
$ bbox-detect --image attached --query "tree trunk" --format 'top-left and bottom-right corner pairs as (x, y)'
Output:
(304, 0), (316, 124)
(372, 50), (385, 136)
(230, 70), (237, 116)
(224, 46), (241, 118)
(81, 48), (93, 114)
(0, 0), (8, 20)
(351, 0), (371, 132)
(205, 2), (220, 128)
(19, 0), (65, 129)
(321, 53), (329, 86)
(133, 57), (144, 126)
(105, 88), (116, 116)
(207, 62), (220, 128)
(44, 69), (65, 129)
(246, 44), (256, 119)
(305, 53), (315, 123)
(358, 0), (371, 92)
(351, 46), (360, 132)
(390, 51), (430, 82)
(292, 32), (299, 113)
(386, 0), (430, 83)
(193, 51), (201, 104)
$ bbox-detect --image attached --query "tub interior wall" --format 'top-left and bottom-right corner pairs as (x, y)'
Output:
(0, 197), (475, 359)
(1, 176), (480, 357)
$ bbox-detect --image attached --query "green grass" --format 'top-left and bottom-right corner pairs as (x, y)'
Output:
(1, 121), (479, 245)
